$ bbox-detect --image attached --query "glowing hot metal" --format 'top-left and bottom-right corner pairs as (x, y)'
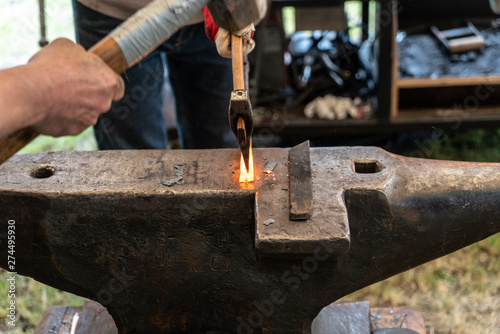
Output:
(239, 144), (254, 183)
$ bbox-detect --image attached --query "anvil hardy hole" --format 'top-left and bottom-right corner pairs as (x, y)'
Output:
(354, 161), (380, 174)
(30, 165), (56, 179)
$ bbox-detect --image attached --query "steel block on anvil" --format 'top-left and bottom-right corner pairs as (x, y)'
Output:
(0, 147), (499, 333)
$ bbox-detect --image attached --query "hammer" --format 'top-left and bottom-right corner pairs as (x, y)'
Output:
(229, 34), (253, 172)
(0, 0), (264, 166)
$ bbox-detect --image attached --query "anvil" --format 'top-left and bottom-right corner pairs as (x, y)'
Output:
(0, 144), (499, 333)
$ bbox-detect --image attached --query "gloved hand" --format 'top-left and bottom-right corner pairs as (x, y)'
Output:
(203, 6), (256, 58)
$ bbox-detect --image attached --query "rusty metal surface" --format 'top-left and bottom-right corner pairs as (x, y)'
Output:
(255, 146), (350, 256)
(311, 302), (426, 334)
(289, 141), (313, 220)
(311, 301), (370, 334)
(370, 308), (426, 334)
(372, 329), (420, 334)
(0, 146), (500, 333)
(36, 301), (117, 334)
(35, 306), (76, 334)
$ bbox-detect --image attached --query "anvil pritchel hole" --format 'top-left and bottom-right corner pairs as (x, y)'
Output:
(354, 161), (380, 174)
(30, 165), (56, 179)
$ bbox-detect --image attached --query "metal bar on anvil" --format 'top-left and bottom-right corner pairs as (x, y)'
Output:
(0, 146), (499, 333)
(288, 141), (313, 221)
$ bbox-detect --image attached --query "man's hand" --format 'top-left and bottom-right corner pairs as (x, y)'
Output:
(27, 38), (125, 137)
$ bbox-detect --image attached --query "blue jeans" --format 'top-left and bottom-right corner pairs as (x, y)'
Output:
(72, 1), (238, 149)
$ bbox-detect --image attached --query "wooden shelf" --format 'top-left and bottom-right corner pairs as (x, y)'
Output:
(390, 1), (500, 124)
(398, 76), (500, 89)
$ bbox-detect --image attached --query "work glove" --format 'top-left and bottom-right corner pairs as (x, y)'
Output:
(203, 6), (257, 58)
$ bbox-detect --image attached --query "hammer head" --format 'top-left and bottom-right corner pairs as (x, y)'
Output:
(229, 90), (253, 170)
(208, 0), (266, 32)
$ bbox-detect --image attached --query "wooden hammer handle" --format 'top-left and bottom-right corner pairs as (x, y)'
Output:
(231, 34), (245, 91)
(89, 37), (129, 74)
(0, 128), (40, 165)
(0, 36), (128, 166)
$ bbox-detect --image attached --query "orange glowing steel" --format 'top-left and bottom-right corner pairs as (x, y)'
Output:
(239, 145), (254, 183)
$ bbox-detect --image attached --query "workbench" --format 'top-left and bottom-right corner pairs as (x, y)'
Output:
(253, 0), (500, 143)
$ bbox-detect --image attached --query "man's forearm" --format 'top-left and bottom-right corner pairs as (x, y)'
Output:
(0, 38), (124, 139)
(0, 65), (45, 139)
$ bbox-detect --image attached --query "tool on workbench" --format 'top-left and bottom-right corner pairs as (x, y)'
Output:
(229, 34), (254, 173)
(431, 22), (485, 54)
(0, 0), (263, 167)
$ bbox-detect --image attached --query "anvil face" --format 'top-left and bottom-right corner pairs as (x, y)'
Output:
(0, 147), (499, 333)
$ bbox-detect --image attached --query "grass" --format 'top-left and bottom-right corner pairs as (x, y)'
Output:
(0, 275), (86, 333)
(342, 233), (500, 334)
(417, 128), (500, 162)
(1, 0), (500, 333)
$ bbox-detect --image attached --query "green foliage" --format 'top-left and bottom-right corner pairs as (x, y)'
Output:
(0, 0), (75, 69)
(19, 128), (97, 154)
(0, 272), (86, 332)
(410, 128), (500, 162)
(282, 7), (296, 35)
(344, 234), (500, 333)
